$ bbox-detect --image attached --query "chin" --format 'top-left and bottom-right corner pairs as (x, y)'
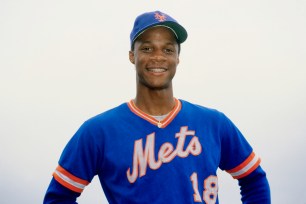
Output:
(148, 83), (171, 90)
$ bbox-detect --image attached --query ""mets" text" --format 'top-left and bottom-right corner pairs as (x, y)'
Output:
(126, 126), (202, 183)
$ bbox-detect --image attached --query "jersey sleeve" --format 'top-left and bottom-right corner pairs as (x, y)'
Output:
(52, 120), (104, 193)
(218, 113), (261, 179)
(43, 177), (81, 204)
(238, 165), (271, 203)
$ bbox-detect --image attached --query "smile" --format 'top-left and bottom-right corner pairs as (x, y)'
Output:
(146, 68), (167, 73)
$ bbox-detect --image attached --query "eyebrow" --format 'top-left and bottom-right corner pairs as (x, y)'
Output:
(138, 40), (176, 46)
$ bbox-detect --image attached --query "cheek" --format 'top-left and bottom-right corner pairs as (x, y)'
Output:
(170, 56), (179, 68)
(134, 55), (147, 66)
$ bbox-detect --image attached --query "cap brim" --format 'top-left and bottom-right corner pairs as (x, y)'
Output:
(160, 21), (188, 44)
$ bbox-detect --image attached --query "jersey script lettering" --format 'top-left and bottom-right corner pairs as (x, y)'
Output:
(126, 126), (202, 183)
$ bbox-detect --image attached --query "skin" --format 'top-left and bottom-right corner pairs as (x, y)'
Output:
(129, 26), (180, 116)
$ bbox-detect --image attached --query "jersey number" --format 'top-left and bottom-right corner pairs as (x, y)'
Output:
(190, 172), (218, 203)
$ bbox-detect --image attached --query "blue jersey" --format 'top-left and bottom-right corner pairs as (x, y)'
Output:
(52, 99), (260, 203)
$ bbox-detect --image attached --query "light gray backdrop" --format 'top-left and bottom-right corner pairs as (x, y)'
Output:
(1, 0), (305, 203)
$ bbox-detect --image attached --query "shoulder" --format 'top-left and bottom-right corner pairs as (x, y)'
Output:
(178, 99), (238, 131)
(179, 99), (227, 119)
(80, 102), (129, 130)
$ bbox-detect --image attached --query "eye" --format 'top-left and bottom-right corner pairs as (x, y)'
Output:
(141, 47), (153, 52)
(164, 48), (174, 54)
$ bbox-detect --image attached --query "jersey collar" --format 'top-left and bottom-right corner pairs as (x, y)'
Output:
(127, 98), (181, 128)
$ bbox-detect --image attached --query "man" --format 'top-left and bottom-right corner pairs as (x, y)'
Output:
(44, 11), (270, 203)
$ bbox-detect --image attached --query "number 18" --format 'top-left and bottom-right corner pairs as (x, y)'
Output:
(190, 172), (218, 203)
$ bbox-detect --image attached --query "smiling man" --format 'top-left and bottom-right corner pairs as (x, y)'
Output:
(44, 11), (271, 204)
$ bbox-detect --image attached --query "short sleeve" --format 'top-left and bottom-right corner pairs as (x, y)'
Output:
(218, 114), (260, 179)
(53, 121), (103, 193)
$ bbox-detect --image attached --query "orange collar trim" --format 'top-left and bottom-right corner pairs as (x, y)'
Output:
(127, 98), (181, 128)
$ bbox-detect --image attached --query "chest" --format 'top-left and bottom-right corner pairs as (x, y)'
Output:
(99, 123), (221, 183)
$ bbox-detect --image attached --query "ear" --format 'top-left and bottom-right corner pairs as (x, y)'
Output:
(129, 51), (135, 64)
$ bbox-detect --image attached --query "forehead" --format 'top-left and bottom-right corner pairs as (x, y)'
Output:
(135, 26), (178, 44)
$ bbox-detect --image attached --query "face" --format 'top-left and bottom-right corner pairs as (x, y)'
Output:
(129, 26), (180, 91)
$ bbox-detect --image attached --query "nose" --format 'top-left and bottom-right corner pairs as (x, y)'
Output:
(150, 49), (167, 61)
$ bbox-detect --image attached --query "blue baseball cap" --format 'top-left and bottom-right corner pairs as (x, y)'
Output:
(130, 11), (188, 49)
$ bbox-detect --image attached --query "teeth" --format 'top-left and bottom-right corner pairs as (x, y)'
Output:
(147, 68), (166, 73)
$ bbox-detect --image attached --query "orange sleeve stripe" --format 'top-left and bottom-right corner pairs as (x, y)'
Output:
(226, 152), (261, 179)
(56, 165), (90, 185)
(53, 172), (84, 193)
(227, 152), (256, 173)
(233, 158), (261, 179)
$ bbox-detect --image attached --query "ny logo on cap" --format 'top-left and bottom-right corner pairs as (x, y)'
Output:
(154, 12), (167, 22)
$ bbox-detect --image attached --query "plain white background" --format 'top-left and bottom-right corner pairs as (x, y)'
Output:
(1, 0), (305, 203)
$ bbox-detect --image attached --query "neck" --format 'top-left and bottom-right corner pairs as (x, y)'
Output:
(134, 89), (175, 116)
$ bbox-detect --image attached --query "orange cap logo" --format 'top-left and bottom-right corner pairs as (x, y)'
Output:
(154, 12), (167, 22)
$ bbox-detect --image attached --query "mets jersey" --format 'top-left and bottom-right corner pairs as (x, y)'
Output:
(52, 99), (260, 203)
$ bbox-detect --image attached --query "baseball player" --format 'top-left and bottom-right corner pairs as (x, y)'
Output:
(44, 11), (271, 203)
